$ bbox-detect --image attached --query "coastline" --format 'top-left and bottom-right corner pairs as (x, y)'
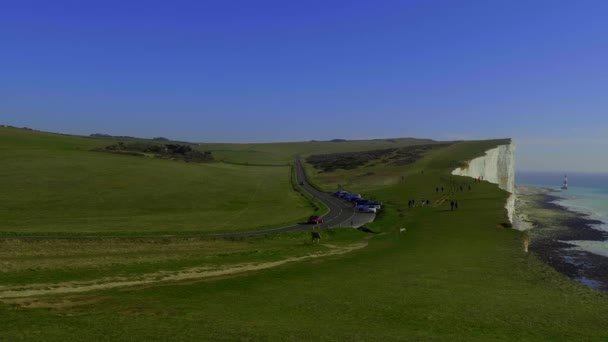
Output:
(516, 185), (608, 292)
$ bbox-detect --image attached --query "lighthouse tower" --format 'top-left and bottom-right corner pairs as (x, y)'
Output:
(561, 174), (568, 190)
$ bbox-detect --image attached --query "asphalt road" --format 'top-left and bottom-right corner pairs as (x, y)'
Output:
(208, 159), (376, 238)
(1, 160), (375, 239)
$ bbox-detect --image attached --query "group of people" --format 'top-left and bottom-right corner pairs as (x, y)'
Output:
(408, 199), (431, 208)
(436, 183), (472, 194)
(407, 178), (472, 211)
(450, 200), (459, 211)
(409, 197), (461, 211)
(455, 184), (472, 192)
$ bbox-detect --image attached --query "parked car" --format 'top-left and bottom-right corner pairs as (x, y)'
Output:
(356, 206), (377, 214)
(362, 201), (381, 210)
(353, 198), (369, 205)
(334, 191), (348, 197)
(344, 194), (361, 201)
(338, 192), (350, 199)
(308, 216), (324, 224)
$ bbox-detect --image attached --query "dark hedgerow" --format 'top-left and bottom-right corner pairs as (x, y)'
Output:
(94, 142), (214, 163)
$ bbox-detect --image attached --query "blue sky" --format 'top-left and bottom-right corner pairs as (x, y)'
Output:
(1, 0), (607, 171)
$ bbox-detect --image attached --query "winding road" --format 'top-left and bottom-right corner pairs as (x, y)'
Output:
(207, 159), (376, 237)
(2, 159), (375, 239)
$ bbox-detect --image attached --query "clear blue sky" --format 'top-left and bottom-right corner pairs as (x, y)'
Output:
(1, 0), (607, 171)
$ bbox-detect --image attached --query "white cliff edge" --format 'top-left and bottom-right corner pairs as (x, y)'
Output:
(451, 142), (516, 224)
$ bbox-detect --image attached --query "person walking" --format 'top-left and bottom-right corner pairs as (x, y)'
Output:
(455, 201), (459, 210)
(450, 200), (454, 211)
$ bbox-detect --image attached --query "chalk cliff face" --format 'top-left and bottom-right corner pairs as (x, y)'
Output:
(452, 143), (516, 223)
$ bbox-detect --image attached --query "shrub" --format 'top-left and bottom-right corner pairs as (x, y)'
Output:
(98, 142), (214, 163)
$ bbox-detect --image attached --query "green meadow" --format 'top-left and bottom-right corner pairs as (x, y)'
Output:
(1, 128), (607, 341)
(199, 137), (437, 165)
(0, 127), (313, 235)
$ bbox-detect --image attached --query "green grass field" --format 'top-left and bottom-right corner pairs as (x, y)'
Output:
(0, 127), (313, 235)
(1, 128), (607, 341)
(199, 137), (437, 165)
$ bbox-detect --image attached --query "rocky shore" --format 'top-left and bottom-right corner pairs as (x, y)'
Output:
(515, 185), (608, 292)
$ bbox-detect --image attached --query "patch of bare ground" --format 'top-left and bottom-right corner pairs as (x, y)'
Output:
(0, 242), (367, 301)
(3, 296), (102, 309)
(432, 195), (450, 207)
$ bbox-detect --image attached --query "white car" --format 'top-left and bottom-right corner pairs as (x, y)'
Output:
(356, 206), (377, 213)
(366, 203), (381, 210)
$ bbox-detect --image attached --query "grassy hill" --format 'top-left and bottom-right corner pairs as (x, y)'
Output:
(198, 137), (438, 165)
(1, 128), (607, 340)
(304, 139), (511, 192)
(0, 127), (313, 235)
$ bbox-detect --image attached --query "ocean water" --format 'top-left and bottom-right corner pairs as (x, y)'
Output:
(517, 172), (608, 257)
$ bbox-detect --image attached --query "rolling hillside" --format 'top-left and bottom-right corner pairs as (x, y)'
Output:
(1, 128), (607, 341)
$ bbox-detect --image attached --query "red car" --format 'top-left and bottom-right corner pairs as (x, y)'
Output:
(308, 216), (324, 224)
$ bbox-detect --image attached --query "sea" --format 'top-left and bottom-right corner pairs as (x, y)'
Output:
(517, 172), (608, 258)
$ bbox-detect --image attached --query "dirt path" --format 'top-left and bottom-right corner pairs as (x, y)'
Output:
(0, 242), (367, 300)
(433, 195), (450, 207)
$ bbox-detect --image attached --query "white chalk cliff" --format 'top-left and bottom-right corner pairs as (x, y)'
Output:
(452, 142), (516, 223)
